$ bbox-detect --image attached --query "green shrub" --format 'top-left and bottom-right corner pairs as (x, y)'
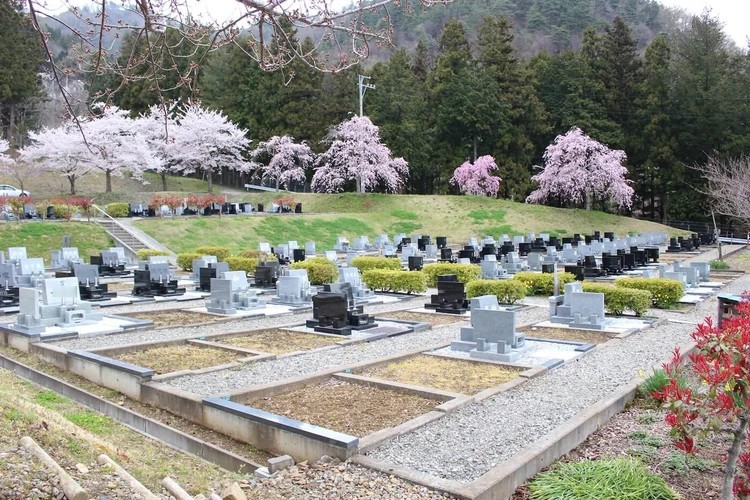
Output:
(529, 458), (679, 500)
(194, 246), (232, 261)
(137, 249), (171, 260)
(638, 368), (688, 403)
(351, 256), (402, 272)
(512, 272), (577, 296)
(106, 202), (130, 218)
(176, 252), (202, 271)
(710, 259), (729, 270)
(225, 257), (258, 275)
(422, 263), (480, 286)
(237, 249), (278, 262)
(581, 283), (652, 316)
(615, 277), (683, 309)
(465, 280), (528, 305)
(53, 204), (76, 219)
(361, 270), (427, 294)
(290, 257), (338, 285)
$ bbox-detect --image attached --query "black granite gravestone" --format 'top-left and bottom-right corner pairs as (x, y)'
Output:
(425, 274), (469, 314)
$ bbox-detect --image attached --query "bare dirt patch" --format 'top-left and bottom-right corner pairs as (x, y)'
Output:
(214, 329), (340, 354)
(361, 355), (522, 395)
(512, 399), (728, 500)
(249, 379), (437, 437)
(101, 281), (134, 292)
(519, 326), (615, 344)
(381, 310), (466, 327)
(124, 309), (216, 327)
(723, 249), (750, 272)
(114, 345), (244, 374)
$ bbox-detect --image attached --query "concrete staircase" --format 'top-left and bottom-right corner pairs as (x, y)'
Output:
(97, 218), (150, 255)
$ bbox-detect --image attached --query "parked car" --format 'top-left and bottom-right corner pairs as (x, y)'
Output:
(0, 184), (30, 197)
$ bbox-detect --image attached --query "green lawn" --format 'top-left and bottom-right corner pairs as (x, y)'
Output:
(0, 221), (112, 264)
(134, 194), (687, 255)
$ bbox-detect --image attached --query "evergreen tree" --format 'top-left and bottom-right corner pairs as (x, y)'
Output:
(0, 0), (44, 146)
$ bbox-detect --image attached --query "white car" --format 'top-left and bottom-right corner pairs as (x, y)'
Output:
(0, 184), (30, 197)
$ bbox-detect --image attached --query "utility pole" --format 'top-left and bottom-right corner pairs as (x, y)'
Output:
(358, 74), (374, 118)
(356, 75), (375, 193)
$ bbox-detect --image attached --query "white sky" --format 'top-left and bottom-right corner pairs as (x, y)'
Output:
(658, 0), (748, 47)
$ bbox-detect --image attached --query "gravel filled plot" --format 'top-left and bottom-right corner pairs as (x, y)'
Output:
(249, 379), (437, 437)
(367, 319), (696, 482)
(360, 355), (523, 395)
(115, 345), (245, 374)
(381, 310), (466, 327)
(214, 329), (340, 354)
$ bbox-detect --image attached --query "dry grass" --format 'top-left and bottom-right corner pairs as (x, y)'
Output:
(215, 329), (340, 354)
(519, 326), (615, 344)
(124, 309), (216, 327)
(383, 310), (466, 327)
(0, 368), (242, 496)
(249, 379), (436, 437)
(724, 249), (750, 272)
(114, 345), (243, 374)
(361, 355), (523, 395)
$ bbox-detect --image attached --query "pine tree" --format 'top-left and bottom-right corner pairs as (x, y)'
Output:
(0, 0), (44, 146)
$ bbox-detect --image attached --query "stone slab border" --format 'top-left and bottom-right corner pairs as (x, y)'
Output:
(0, 353), (262, 475)
(351, 338), (700, 499)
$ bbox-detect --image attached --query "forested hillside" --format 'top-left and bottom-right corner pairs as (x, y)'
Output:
(3, 1), (749, 227)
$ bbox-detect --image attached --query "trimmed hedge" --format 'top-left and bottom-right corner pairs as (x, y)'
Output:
(465, 280), (528, 305)
(136, 249), (171, 260)
(106, 202), (130, 218)
(194, 246), (232, 261)
(581, 283), (653, 316)
(361, 270), (428, 294)
(351, 256), (402, 272)
(615, 277), (684, 308)
(176, 252), (201, 271)
(422, 263), (481, 286)
(290, 257), (338, 285)
(512, 272), (577, 296)
(225, 257), (258, 275)
(238, 249), (278, 262)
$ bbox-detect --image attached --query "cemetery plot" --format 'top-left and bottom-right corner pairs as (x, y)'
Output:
(211, 329), (341, 355)
(381, 310), (466, 327)
(112, 344), (248, 375)
(519, 325), (615, 344)
(247, 379), (438, 437)
(122, 309), (218, 327)
(359, 355), (525, 396)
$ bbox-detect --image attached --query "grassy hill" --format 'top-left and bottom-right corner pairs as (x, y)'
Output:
(133, 193), (686, 254)
(0, 221), (112, 263)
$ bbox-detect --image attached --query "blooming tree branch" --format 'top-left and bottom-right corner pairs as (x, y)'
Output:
(311, 116), (408, 193)
(526, 127), (634, 210)
(450, 155), (502, 197)
(251, 135), (313, 191)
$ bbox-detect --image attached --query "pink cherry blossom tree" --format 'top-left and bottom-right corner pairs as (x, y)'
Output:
(81, 105), (159, 192)
(311, 116), (408, 193)
(250, 135), (313, 191)
(20, 123), (92, 194)
(450, 155), (502, 197)
(526, 127), (634, 210)
(167, 103), (251, 193)
(139, 104), (180, 191)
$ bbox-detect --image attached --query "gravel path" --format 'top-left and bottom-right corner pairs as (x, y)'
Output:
(165, 306), (550, 395)
(367, 271), (750, 483)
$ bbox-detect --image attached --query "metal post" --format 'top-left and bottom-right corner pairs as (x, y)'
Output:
(358, 75), (374, 118)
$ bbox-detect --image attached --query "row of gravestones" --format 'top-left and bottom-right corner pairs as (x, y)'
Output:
(126, 202), (302, 218)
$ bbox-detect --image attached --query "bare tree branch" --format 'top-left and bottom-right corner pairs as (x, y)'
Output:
(690, 155), (750, 223)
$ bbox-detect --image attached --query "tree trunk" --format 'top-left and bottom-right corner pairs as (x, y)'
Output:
(68, 176), (76, 195)
(276, 178), (279, 191)
(161, 172), (167, 191)
(585, 191), (591, 211)
(473, 136), (478, 162)
(105, 171), (112, 192)
(207, 170), (213, 194)
(356, 176), (362, 194)
(722, 415), (750, 500)
(8, 104), (16, 148)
